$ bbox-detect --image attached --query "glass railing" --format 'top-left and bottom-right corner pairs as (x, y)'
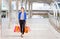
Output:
(48, 12), (60, 33)
(57, 12), (60, 26)
(48, 7), (60, 32)
(49, 10), (59, 30)
(57, 3), (60, 23)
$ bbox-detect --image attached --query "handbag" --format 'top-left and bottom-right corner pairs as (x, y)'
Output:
(14, 25), (20, 32)
(24, 26), (30, 33)
(14, 25), (30, 33)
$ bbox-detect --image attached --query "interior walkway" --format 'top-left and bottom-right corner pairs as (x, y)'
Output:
(0, 18), (60, 39)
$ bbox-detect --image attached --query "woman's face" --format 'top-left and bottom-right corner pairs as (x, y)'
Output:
(21, 8), (24, 13)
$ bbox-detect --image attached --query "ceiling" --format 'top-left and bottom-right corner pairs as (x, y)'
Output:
(56, 0), (60, 2)
(6, 0), (55, 4)
(28, 0), (54, 4)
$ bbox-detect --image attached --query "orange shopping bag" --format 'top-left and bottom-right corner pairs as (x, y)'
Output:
(14, 25), (20, 32)
(24, 26), (30, 33)
(14, 25), (30, 33)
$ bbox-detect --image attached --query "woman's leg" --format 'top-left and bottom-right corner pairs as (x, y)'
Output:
(19, 20), (23, 33)
(22, 20), (25, 34)
(20, 20), (25, 38)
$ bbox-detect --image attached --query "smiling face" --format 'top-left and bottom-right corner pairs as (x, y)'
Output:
(21, 7), (24, 13)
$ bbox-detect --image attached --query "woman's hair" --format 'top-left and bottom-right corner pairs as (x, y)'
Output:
(21, 7), (24, 9)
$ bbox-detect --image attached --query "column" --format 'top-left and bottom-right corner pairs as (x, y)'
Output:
(16, 0), (18, 13)
(0, 0), (2, 36)
(30, 2), (32, 18)
(0, 0), (2, 26)
(9, 0), (11, 13)
(21, 0), (23, 7)
(28, 1), (30, 18)
(25, 0), (27, 11)
(28, 1), (32, 18)
(0, 0), (1, 19)
(8, 0), (11, 28)
(16, 0), (18, 24)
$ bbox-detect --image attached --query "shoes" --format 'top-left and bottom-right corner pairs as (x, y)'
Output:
(21, 34), (24, 38)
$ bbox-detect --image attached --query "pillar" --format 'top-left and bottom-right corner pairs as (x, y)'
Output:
(8, 0), (12, 28)
(30, 2), (32, 18)
(28, 1), (31, 18)
(25, 0), (27, 11)
(28, 1), (32, 18)
(0, 0), (2, 26)
(21, 0), (23, 7)
(0, 0), (1, 19)
(16, 0), (18, 24)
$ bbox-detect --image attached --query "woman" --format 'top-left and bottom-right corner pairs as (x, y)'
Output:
(18, 7), (26, 38)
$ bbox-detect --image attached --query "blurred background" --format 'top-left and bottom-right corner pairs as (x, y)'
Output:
(0, 0), (60, 39)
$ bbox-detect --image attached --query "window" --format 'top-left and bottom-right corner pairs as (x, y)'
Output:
(58, 3), (60, 8)
(11, 1), (16, 10)
(32, 2), (50, 10)
(2, 0), (9, 10)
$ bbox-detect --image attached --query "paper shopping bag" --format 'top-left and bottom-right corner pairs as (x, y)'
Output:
(14, 25), (20, 32)
(24, 26), (30, 33)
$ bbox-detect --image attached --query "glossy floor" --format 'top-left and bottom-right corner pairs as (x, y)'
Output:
(0, 18), (60, 39)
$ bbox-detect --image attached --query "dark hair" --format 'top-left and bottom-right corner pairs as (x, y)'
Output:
(21, 7), (24, 9)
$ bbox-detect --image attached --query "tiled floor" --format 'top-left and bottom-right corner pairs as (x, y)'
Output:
(0, 18), (60, 39)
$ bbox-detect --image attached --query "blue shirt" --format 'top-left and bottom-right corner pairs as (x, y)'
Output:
(18, 11), (27, 20)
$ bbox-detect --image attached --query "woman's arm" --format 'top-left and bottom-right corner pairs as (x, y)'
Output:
(25, 12), (27, 24)
(18, 12), (21, 20)
(25, 12), (27, 20)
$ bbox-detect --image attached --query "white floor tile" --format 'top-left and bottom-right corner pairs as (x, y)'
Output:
(0, 18), (60, 39)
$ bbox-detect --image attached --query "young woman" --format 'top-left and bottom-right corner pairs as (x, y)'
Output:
(18, 7), (27, 38)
